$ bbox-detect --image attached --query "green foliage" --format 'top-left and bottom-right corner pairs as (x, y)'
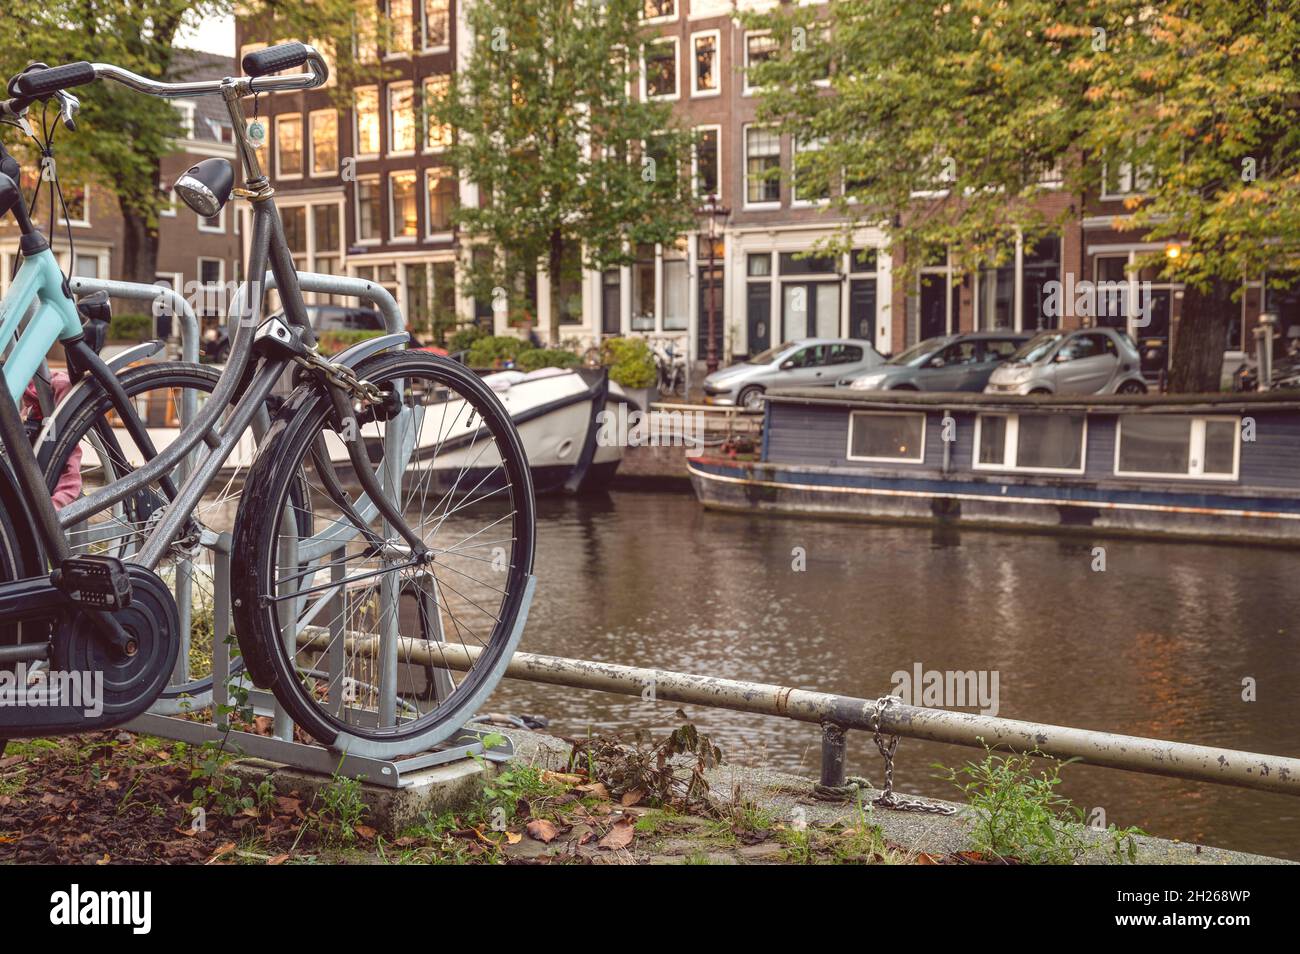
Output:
(941, 745), (1144, 864)
(601, 337), (656, 389)
(448, 324), (489, 355)
(428, 0), (697, 341)
(315, 773), (368, 845)
(515, 347), (580, 372)
(108, 313), (153, 342)
(466, 334), (526, 368)
(316, 329), (384, 356)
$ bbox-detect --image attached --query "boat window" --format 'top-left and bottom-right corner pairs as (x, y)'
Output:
(974, 412), (1086, 473)
(1115, 415), (1239, 480)
(847, 412), (926, 463)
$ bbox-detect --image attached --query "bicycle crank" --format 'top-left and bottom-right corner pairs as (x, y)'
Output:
(0, 565), (178, 737)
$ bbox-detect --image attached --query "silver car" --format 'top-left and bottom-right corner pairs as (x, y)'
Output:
(840, 332), (1030, 392)
(984, 327), (1148, 396)
(703, 338), (884, 410)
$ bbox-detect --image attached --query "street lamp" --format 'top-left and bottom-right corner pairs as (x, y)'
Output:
(696, 193), (730, 374)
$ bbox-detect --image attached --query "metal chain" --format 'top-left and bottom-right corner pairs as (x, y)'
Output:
(295, 349), (385, 405)
(868, 695), (958, 815)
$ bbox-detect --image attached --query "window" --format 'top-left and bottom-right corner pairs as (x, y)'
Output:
(847, 412), (926, 463)
(631, 243), (656, 330)
(61, 185), (89, 227)
(793, 138), (830, 204)
(663, 240), (688, 331)
(387, 0), (413, 56)
(747, 253), (772, 277)
(159, 181), (176, 217)
(356, 176), (381, 242)
(692, 32), (719, 96)
(354, 9), (379, 63)
(1115, 416), (1239, 480)
(197, 258), (224, 317)
(282, 206), (307, 267)
(974, 413), (1086, 473)
(423, 0), (450, 49)
(198, 207), (224, 234)
(1102, 159), (1155, 198)
(643, 38), (678, 99)
(1022, 236), (1062, 331)
(426, 166), (456, 233)
(276, 115), (303, 178)
(423, 76), (452, 151)
(643, 0), (675, 20)
(694, 127), (719, 197)
(389, 82), (416, 154)
(310, 110), (338, 176)
(174, 101), (196, 139)
(313, 204), (340, 253)
(744, 33), (778, 92)
(72, 253), (99, 279)
(353, 87), (381, 159)
(744, 126), (780, 205)
(390, 171), (418, 239)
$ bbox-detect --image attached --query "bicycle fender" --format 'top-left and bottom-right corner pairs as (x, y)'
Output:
(331, 332), (409, 369)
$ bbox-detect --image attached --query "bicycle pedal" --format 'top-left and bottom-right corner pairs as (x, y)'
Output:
(50, 555), (133, 611)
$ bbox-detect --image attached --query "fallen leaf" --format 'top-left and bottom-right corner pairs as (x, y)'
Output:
(620, 789), (644, 807)
(597, 818), (635, 850)
(526, 819), (559, 843)
(208, 842), (237, 864)
(268, 854), (290, 866)
(541, 771), (583, 787)
(576, 782), (610, 799)
(505, 831), (522, 845)
(355, 825), (377, 841)
(915, 852), (940, 865)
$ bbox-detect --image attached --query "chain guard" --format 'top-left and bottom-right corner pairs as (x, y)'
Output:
(0, 565), (178, 737)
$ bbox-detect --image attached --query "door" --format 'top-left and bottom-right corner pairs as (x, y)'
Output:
(1053, 332), (1117, 393)
(849, 278), (876, 343)
(918, 274), (952, 340)
(601, 270), (621, 335)
(782, 282), (841, 340)
(1136, 289), (1171, 381)
(697, 264), (725, 362)
(746, 282), (771, 357)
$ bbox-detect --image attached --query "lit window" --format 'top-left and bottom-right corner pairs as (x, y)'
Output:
(643, 39), (678, 99)
(745, 33), (778, 92)
(390, 171), (418, 239)
(357, 177), (381, 241)
(389, 83), (416, 153)
(387, 0), (413, 55)
(848, 412), (926, 463)
(695, 127), (719, 198)
(276, 115), (303, 177)
(423, 76), (452, 151)
(692, 33), (718, 95)
(355, 87), (381, 157)
(424, 0), (449, 48)
(310, 110), (338, 175)
(643, 0), (675, 19)
(426, 166), (456, 232)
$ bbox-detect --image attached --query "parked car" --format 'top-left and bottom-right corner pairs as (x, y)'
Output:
(839, 331), (1030, 392)
(703, 338), (884, 410)
(984, 327), (1146, 396)
(202, 304), (385, 362)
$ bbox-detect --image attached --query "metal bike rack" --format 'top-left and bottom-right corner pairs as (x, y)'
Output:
(60, 273), (514, 786)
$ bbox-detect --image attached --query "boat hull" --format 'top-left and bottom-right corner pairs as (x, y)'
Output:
(688, 457), (1300, 545)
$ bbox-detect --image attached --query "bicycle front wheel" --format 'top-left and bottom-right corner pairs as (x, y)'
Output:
(231, 350), (536, 756)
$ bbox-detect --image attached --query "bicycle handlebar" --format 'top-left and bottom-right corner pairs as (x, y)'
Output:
(8, 42), (329, 104)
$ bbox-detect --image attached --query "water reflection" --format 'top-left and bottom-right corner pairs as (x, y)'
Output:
(482, 489), (1300, 860)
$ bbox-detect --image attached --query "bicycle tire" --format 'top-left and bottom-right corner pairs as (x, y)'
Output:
(231, 350), (536, 756)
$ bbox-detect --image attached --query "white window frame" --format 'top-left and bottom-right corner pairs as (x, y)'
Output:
(274, 113), (304, 180)
(197, 205), (225, 234)
(1113, 415), (1240, 481)
(845, 411), (927, 464)
(385, 0), (414, 59)
(641, 36), (680, 101)
(173, 100), (197, 139)
(422, 75), (452, 153)
(1100, 160), (1155, 200)
(421, 0), (451, 52)
(791, 137), (830, 207)
(195, 257), (225, 315)
(159, 181), (176, 217)
(60, 184), (91, 228)
(743, 123), (781, 210)
(308, 108), (338, 178)
(354, 174), (382, 246)
(388, 81), (417, 157)
(743, 31), (776, 95)
(972, 412), (1088, 476)
(389, 169), (419, 243)
(353, 86), (381, 160)
(690, 30), (721, 98)
(692, 124), (721, 198)
(424, 166), (455, 239)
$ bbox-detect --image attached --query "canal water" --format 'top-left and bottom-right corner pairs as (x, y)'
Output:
(483, 489), (1300, 860)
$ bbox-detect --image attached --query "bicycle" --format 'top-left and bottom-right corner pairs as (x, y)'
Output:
(0, 44), (536, 757)
(651, 337), (687, 397)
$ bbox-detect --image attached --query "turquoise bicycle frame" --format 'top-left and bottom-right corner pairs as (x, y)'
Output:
(0, 245), (85, 404)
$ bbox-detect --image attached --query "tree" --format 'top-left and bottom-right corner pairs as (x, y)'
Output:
(428, 0), (696, 343)
(0, 2), (229, 287)
(750, 1), (1300, 392)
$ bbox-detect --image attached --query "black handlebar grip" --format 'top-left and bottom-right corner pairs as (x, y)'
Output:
(242, 42), (310, 78)
(11, 62), (96, 99)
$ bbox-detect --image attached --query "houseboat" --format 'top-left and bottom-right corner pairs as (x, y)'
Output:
(687, 388), (1300, 544)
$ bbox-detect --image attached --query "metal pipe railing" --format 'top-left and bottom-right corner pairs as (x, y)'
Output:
(298, 630), (1300, 798)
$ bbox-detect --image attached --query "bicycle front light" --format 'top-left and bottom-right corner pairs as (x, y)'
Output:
(174, 158), (234, 217)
